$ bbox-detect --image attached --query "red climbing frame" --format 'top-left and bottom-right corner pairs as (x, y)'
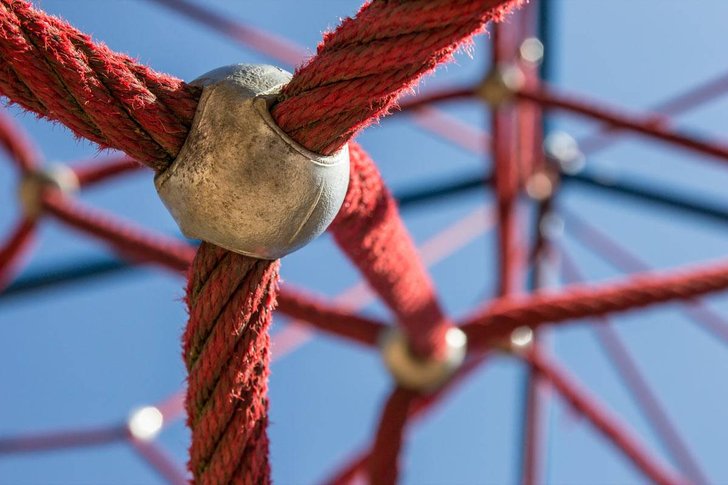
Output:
(1, 0), (728, 483)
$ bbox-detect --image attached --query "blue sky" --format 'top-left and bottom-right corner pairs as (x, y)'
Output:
(2, 1), (728, 483)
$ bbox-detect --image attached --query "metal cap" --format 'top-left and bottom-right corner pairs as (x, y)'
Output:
(155, 64), (350, 260)
(380, 326), (467, 393)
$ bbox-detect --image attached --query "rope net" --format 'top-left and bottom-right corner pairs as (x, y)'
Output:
(0, 0), (726, 483)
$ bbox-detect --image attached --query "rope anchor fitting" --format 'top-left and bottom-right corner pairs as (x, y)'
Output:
(18, 164), (79, 219)
(155, 64), (350, 259)
(380, 326), (468, 392)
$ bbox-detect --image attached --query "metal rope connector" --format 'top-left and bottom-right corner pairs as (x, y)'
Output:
(18, 164), (79, 219)
(379, 326), (467, 393)
(477, 63), (526, 107)
(155, 64), (350, 260)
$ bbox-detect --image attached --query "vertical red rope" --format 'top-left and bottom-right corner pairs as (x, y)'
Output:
(367, 388), (418, 485)
(490, 24), (523, 297)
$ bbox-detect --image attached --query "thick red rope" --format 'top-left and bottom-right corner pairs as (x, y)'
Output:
(0, 0), (522, 482)
(463, 257), (728, 349)
(332, 144), (453, 357)
(273, 0), (522, 155)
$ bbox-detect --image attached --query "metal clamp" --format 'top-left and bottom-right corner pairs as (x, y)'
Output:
(155, 64), (350, 260)
(380, 326), (467, 392)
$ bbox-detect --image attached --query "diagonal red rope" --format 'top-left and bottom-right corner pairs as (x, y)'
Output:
(0, 1), (523, 482)
(273, 0), (522, 155)
(332, 143), (453, 357)
(524, 347), (683, 485)
(367, 388), (418, 485)
(559, 252), (708, 484)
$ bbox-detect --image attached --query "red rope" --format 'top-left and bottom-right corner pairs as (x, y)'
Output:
(368, 388), (417, 485)
(147, 0), (460, 357)
(42, 191), (195, 273)
(148, 0), (306, 68)
(276, 287), (383, 348)
(559, 252), (708, 483)
(0, 108), (37, 171)
(71, 155), (141, 188)
(0, 424), (127, 454)
(332, 144), (453, 358)
(491, 23), (523, 298)
(524, 348), (682, 485)
(41, 192), (385, 346)
(0, 217), (35, 291)
(322, 356), (489, 484)
(272, 0), (523, 155)
(566, 209), (728, 345)
(463, 257), (728, 349)
(0, 1), (199, 171)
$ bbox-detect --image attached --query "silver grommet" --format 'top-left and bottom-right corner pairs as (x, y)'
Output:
(379, 326), (467, 393)
(18, 163), (79, 219)
(155, 64), (350, 260)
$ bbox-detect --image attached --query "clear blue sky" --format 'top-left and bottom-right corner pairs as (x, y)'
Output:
(2, 1), (728, 483)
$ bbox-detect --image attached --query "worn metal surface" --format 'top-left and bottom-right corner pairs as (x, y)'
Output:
(19, 164), (79, 219)
(380, 326), (468, 392)
(155, 64), (350, 259)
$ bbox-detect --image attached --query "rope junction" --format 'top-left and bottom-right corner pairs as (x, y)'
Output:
(1, 0), (728, 483)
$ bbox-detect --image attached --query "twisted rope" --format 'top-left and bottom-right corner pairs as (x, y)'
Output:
(273, 0), (522, 155)
(463, 258), (728, 348)
(332, 143), (453, 357)
(0, 0), (198, 171)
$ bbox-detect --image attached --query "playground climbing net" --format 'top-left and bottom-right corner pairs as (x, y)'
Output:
(1, 0), (728, 483)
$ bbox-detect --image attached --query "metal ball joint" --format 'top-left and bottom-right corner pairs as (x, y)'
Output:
(155, 64), (350, 260)
(18, 164), (79, 219)
(477, 63), (526, 107)
(380, 326), (467, 393)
